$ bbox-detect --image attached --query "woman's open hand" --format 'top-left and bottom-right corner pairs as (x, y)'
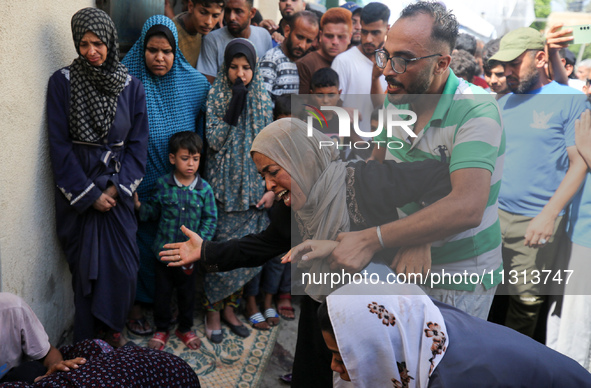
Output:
(282, 240), (339, 264)
(160, 225), (204, 266)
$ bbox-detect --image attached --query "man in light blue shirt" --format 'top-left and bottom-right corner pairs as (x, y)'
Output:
(491, 27), (588, 338)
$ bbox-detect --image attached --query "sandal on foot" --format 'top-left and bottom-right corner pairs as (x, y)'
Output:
(277, 293), (296, 321)
(148, 331), (169, 351)
(264, 308), (280, 326)
(126, 318), (154, 336)
(248, 312), (270, 330)
(175, 329), (201, 350)
(204, 316), (223, 344)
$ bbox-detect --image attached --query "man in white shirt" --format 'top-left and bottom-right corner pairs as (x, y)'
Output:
(331, 2), (389, 147)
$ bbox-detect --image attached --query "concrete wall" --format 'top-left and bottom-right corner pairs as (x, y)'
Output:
(254, 0), (281, 25)
(0, 0), (93, 343)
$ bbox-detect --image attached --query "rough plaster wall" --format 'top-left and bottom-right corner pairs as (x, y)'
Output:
(0, 0), (93, 343)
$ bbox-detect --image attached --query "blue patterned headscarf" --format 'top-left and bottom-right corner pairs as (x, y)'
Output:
(122, 15), (210, 198)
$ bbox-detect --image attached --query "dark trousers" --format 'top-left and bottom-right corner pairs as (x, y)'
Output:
(154, 262), (197, 333)
(291, 296), (333, 388)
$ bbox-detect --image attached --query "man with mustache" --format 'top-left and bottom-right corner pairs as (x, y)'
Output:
(259, 11), (319, 105)
(340, 1), (363, 47)
(489, 27), (588, 338)
(197, 0), (272, 84)
(331, 2), (389, 141)
(326, 1), (505, 320)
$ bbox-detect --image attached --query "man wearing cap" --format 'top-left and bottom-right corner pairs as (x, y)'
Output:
(490, 27), (588, 338)
(340, 1), (362, 47)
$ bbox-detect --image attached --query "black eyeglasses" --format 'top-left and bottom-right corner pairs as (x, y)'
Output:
(375, 49), (442, 74)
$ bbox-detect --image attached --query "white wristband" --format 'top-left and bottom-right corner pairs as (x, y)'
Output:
(376, 225), (385, 249)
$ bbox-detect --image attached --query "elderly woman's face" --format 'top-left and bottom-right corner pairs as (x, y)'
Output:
(252, 152), (306, 210)
(79, 31), (107, 67)
(145, 35), (174, 76)
(228, 55), (253, 86)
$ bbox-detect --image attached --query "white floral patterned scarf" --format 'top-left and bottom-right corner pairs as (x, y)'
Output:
(326, 283), (449, 388)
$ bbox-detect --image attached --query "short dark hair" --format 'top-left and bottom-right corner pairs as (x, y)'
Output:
(311, 67), (339, 90)
(189, 0), (225, 7)
(251, 9), (263, 25)
(450, 49), (478, 82)
(399, 1), (458, 53)
(286, 10), (319, 30)
(317, 301), (334, 336)
(273, 94), (292, 119)
(455, 33), (476, 55)
(169, 131), (203, 155)
(360, 2), (390, 25)
(482, 38), (501, 73)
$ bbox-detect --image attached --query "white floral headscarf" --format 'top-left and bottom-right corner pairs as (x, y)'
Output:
(326, 283), (449, 388)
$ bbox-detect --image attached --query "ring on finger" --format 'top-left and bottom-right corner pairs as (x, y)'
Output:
(539, 238), (547, 245)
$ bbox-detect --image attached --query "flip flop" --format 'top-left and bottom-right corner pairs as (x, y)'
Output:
(248, 312), (270, 330)
(277, 305), (296, 321)
(175, 329), (201, 350)
(148, 331), (169, 351)
(126, 318), (154, 336)
(277, 293), (296, 321)
(264, 308), (280, 326)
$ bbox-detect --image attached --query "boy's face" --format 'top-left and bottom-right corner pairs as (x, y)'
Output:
(484, 63), (509, 95)
(310, 85), (341, 109)
(322, 331), (351, 382)
(187, 2), (223, 35)
(169, 148), (200, 180)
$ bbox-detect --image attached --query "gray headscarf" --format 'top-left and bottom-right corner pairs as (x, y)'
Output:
(69, 7), (128, 143)
(251, 118), (349, 298)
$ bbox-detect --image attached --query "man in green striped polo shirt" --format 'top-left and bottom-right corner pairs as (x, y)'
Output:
(329, 1), (504, 319)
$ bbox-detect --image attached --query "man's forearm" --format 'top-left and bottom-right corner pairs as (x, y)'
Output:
(42, 346), (63, 370)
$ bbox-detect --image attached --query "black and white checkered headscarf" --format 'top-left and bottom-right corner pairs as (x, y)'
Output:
(69, 7), (128, 143)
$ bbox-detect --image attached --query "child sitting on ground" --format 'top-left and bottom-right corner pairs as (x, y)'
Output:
(134, 131), (217, 351)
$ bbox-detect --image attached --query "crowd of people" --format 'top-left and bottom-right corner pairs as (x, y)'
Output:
(3, 0), (591, 387)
